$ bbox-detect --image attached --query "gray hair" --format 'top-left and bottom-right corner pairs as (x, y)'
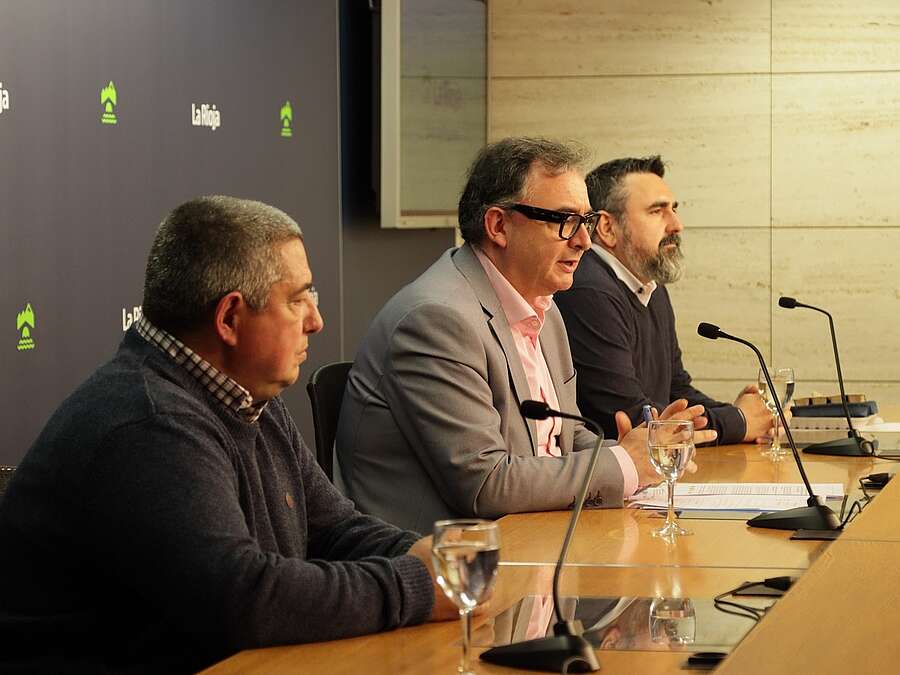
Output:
(585, 155), (666, 220)
(142, 195), (303, 334)
(457, 137), (588, 244)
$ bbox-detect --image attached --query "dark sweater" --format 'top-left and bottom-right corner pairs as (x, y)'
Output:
(0, 329), (433, 673)
(555, 250), (745, 444)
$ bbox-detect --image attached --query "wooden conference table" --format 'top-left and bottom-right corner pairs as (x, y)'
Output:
(206, 435), (900, 675)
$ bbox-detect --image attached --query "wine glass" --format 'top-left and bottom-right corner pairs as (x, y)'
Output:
(648, 419), (695, 541)
(757, 367), (795, 459)
(432, 519), (500, 675)
(649, 597), (696, 646)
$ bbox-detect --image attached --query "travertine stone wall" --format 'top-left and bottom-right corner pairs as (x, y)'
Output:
(490, 0), (900, 404)
(400, 0), (486, 213)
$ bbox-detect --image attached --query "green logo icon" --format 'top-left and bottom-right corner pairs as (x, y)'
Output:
(280, 101), (293, 138)
(16, 303), (35, 351)
(101, 81), (118, 125)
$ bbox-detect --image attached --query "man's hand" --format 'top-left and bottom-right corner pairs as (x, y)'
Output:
(407, 536), (489, 622)
(407, 536), (459, 621)
(616, 400), (717, 487)
(775, 404), (792, 441)
(734, 384), (782, 443)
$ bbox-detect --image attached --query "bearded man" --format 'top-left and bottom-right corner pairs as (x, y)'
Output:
(555, 156), (771, 444)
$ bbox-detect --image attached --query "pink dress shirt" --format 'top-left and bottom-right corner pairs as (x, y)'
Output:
(474, 249), (562, 456)
(473, 249), (639, 495)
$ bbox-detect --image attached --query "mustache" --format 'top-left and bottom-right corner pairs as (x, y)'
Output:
(659, 234), (681, 250)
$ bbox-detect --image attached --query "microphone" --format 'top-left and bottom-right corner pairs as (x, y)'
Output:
(480, 401), (603, 673)
(519, 399), (556, 421)
(778, 296), (876, 456)
(696, 322), (722, 340)
(696, 323), (840, 532)
(519, 399), (602, 435)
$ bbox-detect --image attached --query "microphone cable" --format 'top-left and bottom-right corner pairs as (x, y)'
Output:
(713, 576), (794, 622)
(717, 492), (874, 624)
(837, 476), (889, 528)
(840, 499), (865, 528)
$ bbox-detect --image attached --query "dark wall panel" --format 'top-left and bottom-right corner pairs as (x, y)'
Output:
(0, 1), (341, 464)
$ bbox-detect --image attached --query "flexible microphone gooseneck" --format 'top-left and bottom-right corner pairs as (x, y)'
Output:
(697, 323), (840, 532)
(479, 400), (602, 673)
(778, 296), (876, 456)
(519, 400), (602, 633)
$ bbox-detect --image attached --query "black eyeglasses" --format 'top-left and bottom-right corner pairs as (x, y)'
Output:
(501, 203), (600, 240)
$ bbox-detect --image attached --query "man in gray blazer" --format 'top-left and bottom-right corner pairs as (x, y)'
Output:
(335, 138), (715, 532)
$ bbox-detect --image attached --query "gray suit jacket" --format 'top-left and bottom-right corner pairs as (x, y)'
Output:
(335, 244), (625, 532)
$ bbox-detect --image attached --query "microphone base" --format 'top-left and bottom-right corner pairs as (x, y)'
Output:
(479, 635), (600, 673)
(803, 435), (876, 456)
(747, 503), (840, 531)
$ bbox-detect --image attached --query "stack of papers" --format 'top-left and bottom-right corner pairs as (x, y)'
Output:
(629, 483), (844, 512)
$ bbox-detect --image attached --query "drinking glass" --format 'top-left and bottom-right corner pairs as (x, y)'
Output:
(432, 519), (500, 675)
(648, 419), (695, 541)
(757, 367), (795, 459)
(649, 597), (696, 646)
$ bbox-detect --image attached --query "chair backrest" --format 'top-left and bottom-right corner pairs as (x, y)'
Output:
(306, 361), (353, 481)
(0, 465), (16, 498)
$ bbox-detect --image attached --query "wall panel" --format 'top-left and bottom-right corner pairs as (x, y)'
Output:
(772, 228), (900, 382)
(668, 229), (771, 381)
(773, 72), (900, 228)
(490, 75), (771, 229)
(401, 77), (485, 211)
(491, 0), (770, 77)
(399, 0), (486, 213)
(773, 0), (900, 72)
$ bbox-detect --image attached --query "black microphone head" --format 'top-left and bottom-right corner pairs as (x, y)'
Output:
(520, 400), (552, 420)
(697, 322), (721, 340)
(778, 296), (797, 309)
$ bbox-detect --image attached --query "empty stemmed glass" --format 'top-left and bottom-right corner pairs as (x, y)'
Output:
(432, 519), (500, 675)
(757, 367), (795, 459)
(648, 419), (695, 541)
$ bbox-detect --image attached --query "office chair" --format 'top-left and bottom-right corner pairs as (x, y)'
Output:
(306, 361), (353, 482)
(0, 465), (16, 498)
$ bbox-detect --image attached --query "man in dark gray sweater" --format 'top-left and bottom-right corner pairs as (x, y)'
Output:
(556, 156), (772, 444)
(0, 197), (451, 673)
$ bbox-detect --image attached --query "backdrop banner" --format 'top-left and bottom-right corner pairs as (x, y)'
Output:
(0, 0), (342, 464)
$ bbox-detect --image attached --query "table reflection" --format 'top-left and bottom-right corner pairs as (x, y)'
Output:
(483, 595), (773, 653)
